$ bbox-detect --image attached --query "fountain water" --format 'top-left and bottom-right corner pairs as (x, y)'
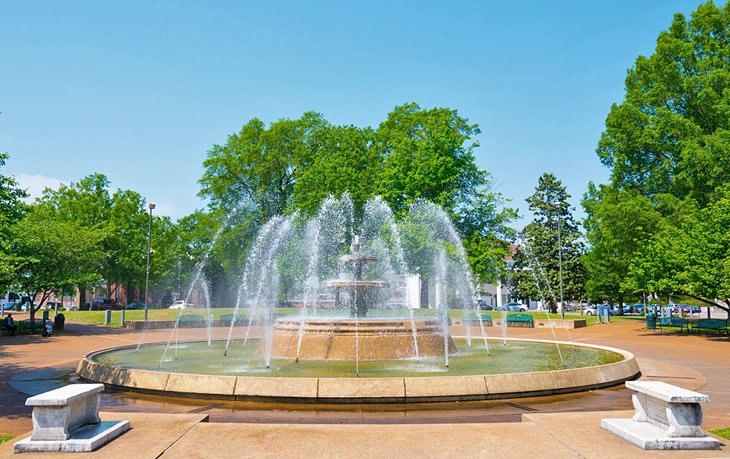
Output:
(80, 195), (640, 402)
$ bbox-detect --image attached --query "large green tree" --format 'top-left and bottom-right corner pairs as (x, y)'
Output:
(34, 174), (160, 303)
(628, 187), (730, 312)
(511, 173), (585, 313)
(200, 112), (328, 222)
(0, 153), (28, 294)
(582, 185), (661, 306)
(586, 1), (730, 310)
(13, 208), (105, 320)
(200, 104), (516, 290)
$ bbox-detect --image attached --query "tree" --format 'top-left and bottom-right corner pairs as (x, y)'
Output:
(0, 153), (28, 294)
(200, 104), (517, 298)
(13, 208), (105, 321)
(375, 103), (486, 215)
(597, 1), (730, 207)
(292, 125), (379, 214)
(510, 173), (585, 313)
(199, 112), (328, 222)
(585, 1), (730, 311)
(627, 186), (730, 312)
(582, 184), (661, 305)
(375, 103), (516, 285)
(34, 174), (158, 303)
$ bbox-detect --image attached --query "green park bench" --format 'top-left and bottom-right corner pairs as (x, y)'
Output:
(464, 312), (492, 327)
(219, 314), (247, 324)
(177, 315), (205, 327)
(693, 318), (728, 334)
(506, 314), (533, 328)
(658, 317), (689, 333)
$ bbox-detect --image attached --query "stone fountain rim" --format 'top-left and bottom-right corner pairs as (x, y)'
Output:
(76, 338), (640, 404)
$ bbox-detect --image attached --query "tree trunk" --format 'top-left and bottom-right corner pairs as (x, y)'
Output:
(420, 279), (429, 309)
(618, 294), (624, 316)
(682, 293), (730, 314)
(549, 299), (557, 314)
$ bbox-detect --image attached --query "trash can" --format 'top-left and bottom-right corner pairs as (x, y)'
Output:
(54, 313), (65, 331)
(646, 313), (657, 331)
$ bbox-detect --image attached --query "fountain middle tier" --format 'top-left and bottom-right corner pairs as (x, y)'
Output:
(267, 317), (457, 360)
(324, 280), (389, 289)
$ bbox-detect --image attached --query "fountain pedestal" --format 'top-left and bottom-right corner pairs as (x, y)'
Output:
(268, 318), (456, 360)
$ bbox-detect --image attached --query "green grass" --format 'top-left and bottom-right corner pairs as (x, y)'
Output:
(60, 307), (644, 328)
(710, 427), (730, 439)
(0, 435), (13, 444)
(61, 308), (246, 326)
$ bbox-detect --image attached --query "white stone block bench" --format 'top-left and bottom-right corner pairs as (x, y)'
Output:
(601, 381), (720, 450)
(14, 384), (129, 453)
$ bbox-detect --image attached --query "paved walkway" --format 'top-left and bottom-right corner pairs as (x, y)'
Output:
(0, 317), (728, 457)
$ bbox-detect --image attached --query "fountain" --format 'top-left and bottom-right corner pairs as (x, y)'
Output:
(77, 195), (639, 403)
(268, 235), (456, 361)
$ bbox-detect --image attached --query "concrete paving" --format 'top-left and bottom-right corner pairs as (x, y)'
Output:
(0, 316), (729, 457)
(1, 410), (725, 458)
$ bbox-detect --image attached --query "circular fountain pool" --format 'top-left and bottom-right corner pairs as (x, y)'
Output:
(77, 338), (639, 403)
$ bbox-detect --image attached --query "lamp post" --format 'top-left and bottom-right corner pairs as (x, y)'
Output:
(555, 201), (565, 320)
(144, 202), (155, 321)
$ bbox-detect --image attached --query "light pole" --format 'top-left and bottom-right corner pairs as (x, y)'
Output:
(555, 201), (565, 320)
(144, 202), (155, 321)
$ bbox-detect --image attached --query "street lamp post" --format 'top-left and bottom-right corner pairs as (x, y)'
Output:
(555, 201), (565, 320)
(144, 202), (155, 321)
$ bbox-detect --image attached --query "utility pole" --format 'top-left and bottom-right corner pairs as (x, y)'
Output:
(144, 202), (155, 321)
(556, 201), (565, 320)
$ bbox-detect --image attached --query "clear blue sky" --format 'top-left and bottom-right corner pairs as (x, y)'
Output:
(0, 0), (701, 224)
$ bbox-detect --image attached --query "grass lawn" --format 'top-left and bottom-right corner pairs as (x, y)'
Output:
(61, 308), (244, 326)
(710, 427), (730, 440)
(59, 307), (646, 328)
(0, 435), (13, 444)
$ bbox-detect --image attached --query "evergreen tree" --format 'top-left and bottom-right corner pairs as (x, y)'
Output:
(510, 173), (585, 313)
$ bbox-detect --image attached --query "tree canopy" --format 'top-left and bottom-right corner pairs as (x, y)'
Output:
(586, 1), (730, 311)
(199, 103), (516, 286)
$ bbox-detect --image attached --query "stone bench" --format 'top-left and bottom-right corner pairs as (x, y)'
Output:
(14, 384), (129, 453)
(27, 383), (104, 441)
(601, 381), (720, 450)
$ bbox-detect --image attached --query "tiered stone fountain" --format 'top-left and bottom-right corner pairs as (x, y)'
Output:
(269, 237), (455, 360)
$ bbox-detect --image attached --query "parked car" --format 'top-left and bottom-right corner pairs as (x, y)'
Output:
(477, 299), (493, 311)
(622, 303), (645, 314)
(584, 305), (617, 316)
(497, 302), (527, 312)
(2, 301), (18, 311)
(680, 304), (701, 314)
(168, 300), (194, 309)
(125, 302), (147, 310)
(90, 298), (123, 310)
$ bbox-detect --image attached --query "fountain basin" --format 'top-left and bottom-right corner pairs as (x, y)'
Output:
(268, 318), (455, 360)
(77, 338), (639, 403)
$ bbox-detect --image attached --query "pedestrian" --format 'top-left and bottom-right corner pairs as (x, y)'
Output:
(3, 313), (18, 336)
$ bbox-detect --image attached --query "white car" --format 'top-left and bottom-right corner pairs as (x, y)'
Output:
(168, 300), (193, 309)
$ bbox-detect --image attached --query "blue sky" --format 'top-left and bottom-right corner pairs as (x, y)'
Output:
(0, 0), (701, 224)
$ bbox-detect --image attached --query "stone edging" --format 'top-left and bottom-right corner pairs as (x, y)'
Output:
(76, 339), (640, 404)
